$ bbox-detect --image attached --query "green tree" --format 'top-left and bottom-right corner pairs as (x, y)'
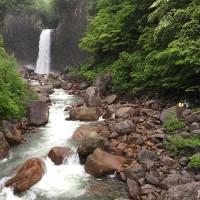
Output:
(0, 36), (32, 120)
(77, 0), (200, 95)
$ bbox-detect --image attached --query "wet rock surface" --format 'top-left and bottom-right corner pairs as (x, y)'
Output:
(5, 158), (45, 194)
(2, 71), (200, 199)
(48, 147), (71, 165)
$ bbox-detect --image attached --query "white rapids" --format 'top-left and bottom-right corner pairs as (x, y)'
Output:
(0, 89), (129, 200)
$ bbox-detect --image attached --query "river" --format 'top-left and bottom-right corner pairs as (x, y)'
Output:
(0, 89), (130, 200)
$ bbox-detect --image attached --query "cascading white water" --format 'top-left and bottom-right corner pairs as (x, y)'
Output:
(35, 29), (51, 74)
(0, 89), (129, 200)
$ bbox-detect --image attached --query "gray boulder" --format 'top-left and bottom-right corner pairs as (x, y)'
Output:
(1, 120), (23, 144)
(40, 85), (54, 95)
(27, 101), (49, 126)
(115, 107), (138, 118)
(69, 107), (100, 121)
(162, 182), (200, 200)
(114, 120), (136, 135)
(124, 166), (146, 181)
(137, 149), (158, 164)
(189, 122), (199, 132)
(77, 136), (108, 162)
(85, 87), (101, 107)
(93, 73), (111, 95)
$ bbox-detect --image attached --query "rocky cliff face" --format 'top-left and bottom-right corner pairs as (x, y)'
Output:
(51, 0), (89, 72)
(1, 12), (43, 67)
(1, 0), (89, 72)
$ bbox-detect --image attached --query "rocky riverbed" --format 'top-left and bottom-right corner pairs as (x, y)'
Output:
(1, 69), (200, 200)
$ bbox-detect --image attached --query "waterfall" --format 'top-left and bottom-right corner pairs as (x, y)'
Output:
(35, 29), (51, 74)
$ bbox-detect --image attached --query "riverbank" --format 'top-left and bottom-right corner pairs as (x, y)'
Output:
(1, 69), (200, 200)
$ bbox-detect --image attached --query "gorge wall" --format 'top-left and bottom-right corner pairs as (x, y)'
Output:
(0, 12), (43, 67)
(0, 0), (90, 72)
(51, 0), (89, 72)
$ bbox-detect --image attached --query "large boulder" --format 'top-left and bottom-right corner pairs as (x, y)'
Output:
(102, 104), (118, 119)
(5, 158), (45, 194)
(160, 106), (176, 122)
(48, 147), (71, 165)
(105, 94), (117, 105)
(137, 149), (158, 164)
(72, 125), (98, 141)
(27, 101), (49, 126)
(162, 182), (200, 200)
(0, 132), (10, 160)
(182, 109), (198, 123)
(85, 148), (126, 177)
(124, 166), (146, 181)
(115, 107), (138, 118)
(38, 93), (51, 103)
(93, 73), (111, 95)
(69, 107), (100, 121)
(160, 106), (185, 122)
(61, 81), (73, 90)
(77, 136), (109, 162)
(47, 73), (61, 88)
(85, 87), (101, 107)
(40, 85), (54, 95)
(0, 120), (23, 144)
(114, 120), (136, 135)
(127, 179), (141, 199)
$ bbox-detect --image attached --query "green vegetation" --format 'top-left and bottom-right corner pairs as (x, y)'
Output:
(75, 0), (200, 95)
(164, 117), (186, 132)
(189, 154), (200, 169)
(0, 36), (35, 120)
(164, 135), (200, 155)
(163, 110), (186, 132)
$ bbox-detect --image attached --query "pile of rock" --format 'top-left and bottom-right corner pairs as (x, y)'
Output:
(64, 73), (200, 200)
(1, 71), (200, 199)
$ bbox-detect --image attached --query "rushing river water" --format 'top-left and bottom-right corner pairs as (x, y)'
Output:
(0, 89), (130, 200)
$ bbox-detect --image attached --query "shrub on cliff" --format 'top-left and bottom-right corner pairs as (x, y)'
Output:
(0, 36), (32, 120)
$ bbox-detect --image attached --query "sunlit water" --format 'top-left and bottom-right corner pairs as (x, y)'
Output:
(0, 89), (129, 200)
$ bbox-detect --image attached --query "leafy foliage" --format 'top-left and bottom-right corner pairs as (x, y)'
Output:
(164, 136), (200, 155)
(76, 0), (200, 95)
(189, 154), (200, 169)
(163, 110), (186, 132)
(164, 117), (186, 133)
(79, 0), (138, 53)
(0, 36), (33, 120)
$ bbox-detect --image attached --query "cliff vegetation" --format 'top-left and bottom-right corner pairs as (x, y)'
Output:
(72, 0), (200, 96)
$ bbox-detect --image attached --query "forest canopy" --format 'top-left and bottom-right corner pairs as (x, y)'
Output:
(77, 0), (200, 95)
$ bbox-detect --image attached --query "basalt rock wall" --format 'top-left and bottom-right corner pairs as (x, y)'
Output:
(51, 0), (90, 72)
(1, 0), (89, 72)
(0, 12), (43, 67)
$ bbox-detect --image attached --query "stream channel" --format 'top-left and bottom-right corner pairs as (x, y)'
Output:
(0, 89), (130, 200)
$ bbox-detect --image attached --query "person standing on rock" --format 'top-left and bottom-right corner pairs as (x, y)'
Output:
(178, 101), (183, 108)
(185, 102), (189, 109)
